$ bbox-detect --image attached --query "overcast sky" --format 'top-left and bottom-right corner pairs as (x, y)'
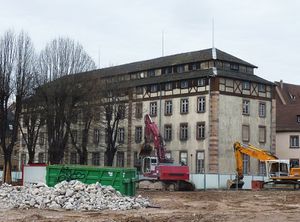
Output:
(1, 0), (299, 84)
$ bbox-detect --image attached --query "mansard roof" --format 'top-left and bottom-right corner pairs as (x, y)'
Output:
(82, 48), (257, 78)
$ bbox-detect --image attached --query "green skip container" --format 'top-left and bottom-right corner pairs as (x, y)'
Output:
(46, 165), (137, 196)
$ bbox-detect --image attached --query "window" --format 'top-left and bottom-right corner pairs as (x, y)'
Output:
(242, 154), (250, 174)
(148, 69), (155, 77)
(116, 151), (125, 167)
(164, 125), (172, 141)
(259, 102), (266, 117)
(39, 132), (45, 146)
(242, 100), (250, 115)
(162, 67), (172, 75)
(258, 84), (266, 93)
(118, 104), (125, 119)
(243, 81), (250, 90)
(179, 151), (188, 165)
(150, 84), (158, 93)
(150, 102), (157, 116)
(290, 159), (300, 168)
(134, 152), (139, 166)
(38, 152), (44, 163)
(196, 122), (205, 140)
(135, 103), (143, 119)
(259, 126), (266, 143)
(93, 128), (100, 144)
(92, 152), (100, 166)
(174, 65), (184, 73)
(242, 125), (250, 142)
(197, 78), (206, 86)
(118, 128), (125, 144)
(188, 62), (200, 71)
(290, 136), (299, 148)
(197, 97), (206, 113)
(70, 152), (77, 164)
(200, 62), (209, 69)
(135, 126), (142, 143)
(180, 80), (188, 89)
(137, 72), (145, 79)
(230, 63), (239, 71)
(196, 151), (205, 173)
(180, 123), (188, 141)
(258, 161), (266, 176)
(297, 115), (300, 123)
(136, 86), (143, 95)
(165, 100), (172, 115)
(165, 82), (172, 91)
(180, 99), (189, 114)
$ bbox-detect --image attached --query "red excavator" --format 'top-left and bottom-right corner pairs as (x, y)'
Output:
(138, 114), (195, 191)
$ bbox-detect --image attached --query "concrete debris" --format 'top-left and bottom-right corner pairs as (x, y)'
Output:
(0, 181), (150, 211)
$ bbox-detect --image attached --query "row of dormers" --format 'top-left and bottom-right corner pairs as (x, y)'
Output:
(102, 60), (254, 84)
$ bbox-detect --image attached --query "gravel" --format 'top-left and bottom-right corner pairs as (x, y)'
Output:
(0, 180), (150, 211)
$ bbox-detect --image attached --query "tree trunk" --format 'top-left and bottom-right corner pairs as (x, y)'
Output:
(105, 149), (116, 166)
(79, 150), (87, 165)
(28, 148), (35, 164)
(3, 153), (12, 184)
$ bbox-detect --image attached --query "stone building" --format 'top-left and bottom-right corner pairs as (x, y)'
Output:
(275, 81), (300, 167)
(19, 48), (275, 175)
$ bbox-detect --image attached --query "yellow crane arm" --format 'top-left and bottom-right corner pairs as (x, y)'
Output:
(233, 141), (278, 179)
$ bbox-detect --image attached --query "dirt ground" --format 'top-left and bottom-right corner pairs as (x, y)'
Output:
(3, 189), (300, 222)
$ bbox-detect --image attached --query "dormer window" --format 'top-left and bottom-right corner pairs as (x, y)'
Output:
(297, 115), (300, 123)
(162, 67), (172, 75)
(189, 62), (200, 71)
(230, 63), (239, 71)
(147, 70), (155, 77)
(174, 65), (185, 73)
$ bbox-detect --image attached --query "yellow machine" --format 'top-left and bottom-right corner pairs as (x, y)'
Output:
(228, 141), (300, 189)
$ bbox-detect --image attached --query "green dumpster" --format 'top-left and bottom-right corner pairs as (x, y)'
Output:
(46, 165), (137, 196)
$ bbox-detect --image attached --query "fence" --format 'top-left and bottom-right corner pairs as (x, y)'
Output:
(0, 171), (22, 182)
(190, 173), (268, 189)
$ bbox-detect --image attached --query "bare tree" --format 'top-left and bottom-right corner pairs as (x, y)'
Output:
(99, 82), (128, 167)
(0, 31), (35, 183)
(19, 97), (44, 164)
(37, 37), (96, 164)
(68, 105), (95, 165)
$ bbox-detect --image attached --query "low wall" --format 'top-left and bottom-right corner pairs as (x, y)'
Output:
(190, 173), (267, 189)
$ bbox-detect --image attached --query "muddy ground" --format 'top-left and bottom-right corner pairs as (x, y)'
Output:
(3, 190), (300, 222)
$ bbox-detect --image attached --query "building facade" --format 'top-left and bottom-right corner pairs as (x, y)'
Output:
(275, 81), (300, 167)
(19, 48), (276, 175)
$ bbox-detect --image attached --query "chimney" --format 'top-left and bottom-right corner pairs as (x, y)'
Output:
(280, 80), (283, 89)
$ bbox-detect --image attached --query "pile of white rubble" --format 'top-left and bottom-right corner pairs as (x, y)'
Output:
(0, 180), (151, 211)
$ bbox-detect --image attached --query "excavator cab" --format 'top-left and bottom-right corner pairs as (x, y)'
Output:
(142, 156), (158, 175)
(266, 160), (290, 178)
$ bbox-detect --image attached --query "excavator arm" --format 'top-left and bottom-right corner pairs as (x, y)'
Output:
(228, 141), (278, 189)
(233, 141), (278, 179)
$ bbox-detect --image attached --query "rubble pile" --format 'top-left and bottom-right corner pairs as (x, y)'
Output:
(0, 180), (150, 211)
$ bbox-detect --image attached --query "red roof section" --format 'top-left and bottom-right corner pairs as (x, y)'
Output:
(275, 81), (300, 132)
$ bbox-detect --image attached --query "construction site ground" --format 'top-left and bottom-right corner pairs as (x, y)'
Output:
(3, 189), (300, 222)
